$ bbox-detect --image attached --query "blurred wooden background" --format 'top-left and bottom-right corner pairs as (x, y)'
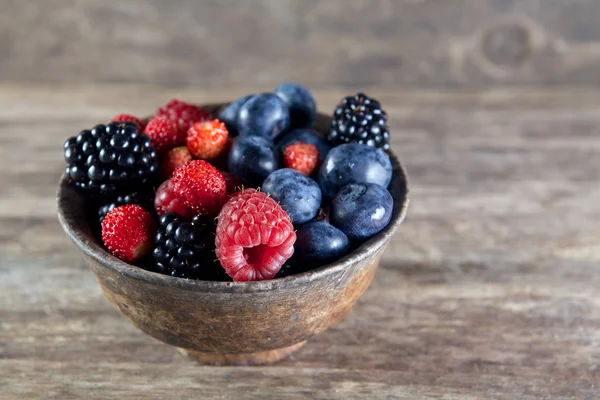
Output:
(2, 0), (600, 88)
(2, 1), (600, 399)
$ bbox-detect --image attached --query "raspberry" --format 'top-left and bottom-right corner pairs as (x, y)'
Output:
(156, 99), (211, 135)
(215, 189), (296, 281)
(154, 179), (195, 219)
(186, 119), (229, 161)
(111, 114), (146, 131)
(171, 160), (227, 216)
(221, 171), (243, 195)
(101, 205), (156, 263)
(283, 142), (319, 176)
(144, 117), (183, 153)
(160, 146), (193, 180)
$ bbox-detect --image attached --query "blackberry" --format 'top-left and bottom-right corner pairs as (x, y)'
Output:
(327, 93), (390, 151)
(153, 213), (229, 281)
(63, 122), (158, 195)
(98, 190), (155, 223)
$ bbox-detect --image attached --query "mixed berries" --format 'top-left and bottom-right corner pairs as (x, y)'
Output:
(62, 84), (397, 282)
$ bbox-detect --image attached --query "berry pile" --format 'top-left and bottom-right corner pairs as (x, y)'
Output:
(62, 84), (397, 282)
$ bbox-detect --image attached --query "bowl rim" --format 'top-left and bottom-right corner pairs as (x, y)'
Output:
(57, 109), (409, 294)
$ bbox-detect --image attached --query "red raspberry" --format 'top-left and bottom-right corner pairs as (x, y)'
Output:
(101, 205), (156, 263)
(160, 146), (193, 180)
(144, 117), (182, 153)
(221, 171), (244, 195)
(154, 178), (195, 219)
(111, 114), (146, 131)
(171, 160), (227, 216)
(156, 99), (211, 134)
(283, 142), (319, 176)
(215, 189), (296, 281)
(186, 119), (229, 161)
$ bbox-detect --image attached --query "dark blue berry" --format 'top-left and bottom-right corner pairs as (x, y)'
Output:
(318, 143), (392, 199)
(294, 221), (350, 265)
(275, 128), (331, 163)
(262, 168), (322, 225)
(218, 94), (253, 136)
(228, 136), (279, 187)
(330, 183), (393, 241)
(274, 83), (317, 129)
(237, 93), (290, 140)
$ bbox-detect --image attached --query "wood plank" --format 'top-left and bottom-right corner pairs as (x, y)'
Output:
(2, 1), (600, 87)
(1, 85), (599, 398)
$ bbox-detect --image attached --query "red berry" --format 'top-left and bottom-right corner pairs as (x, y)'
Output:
(144, 117), (182, 153)
(154, 179), (195, 219)
(221, 171), (244, 195)
(171, 160), (227, 216)
(101, 205), (156, 263)
(156, 99), (211, 134)
(215, 189), (296, 281)
(283, 142), (319, 176)
(186, 119), (229, 161)
(111, 114), (146, 131)
(160, 146), (193, 180)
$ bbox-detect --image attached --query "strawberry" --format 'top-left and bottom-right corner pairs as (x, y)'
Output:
(156, 99), (211, 135)
(154, 179), (195, 220)
(101, 205), (156, 263)
(186, 119), (229, 161)
(171, 160), (227, 216)
(160, 146), (193, 180)
(283, 142), (319, 176)
(144, 117), (182, 153)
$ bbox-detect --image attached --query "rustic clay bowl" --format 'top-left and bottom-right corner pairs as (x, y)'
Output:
(57, 104), (409, 365)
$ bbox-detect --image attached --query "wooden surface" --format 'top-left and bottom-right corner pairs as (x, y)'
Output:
(3, 0), (600, 88)
(1, 84), (599, 399)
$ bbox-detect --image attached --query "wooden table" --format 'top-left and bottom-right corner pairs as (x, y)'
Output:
(1, 85), (599, 399)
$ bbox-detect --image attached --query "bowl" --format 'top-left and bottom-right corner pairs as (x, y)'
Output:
(57, 104), (409, 365)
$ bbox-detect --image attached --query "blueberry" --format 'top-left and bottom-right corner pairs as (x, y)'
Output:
(330, 183), (393, 241)
(318, 143), (392, 199)
(237, 93), (291, 140)
(228, 136), (279, 186)
(274, 83), (317, 129)
(275, 128), (331, 163)
(262, 169), (322, 225)
(294, 221), (350, 265)
(218, 94), (254, 136)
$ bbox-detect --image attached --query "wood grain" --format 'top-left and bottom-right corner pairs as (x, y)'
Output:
(3, 0), (600, 88)
(1, 85), (600, 399)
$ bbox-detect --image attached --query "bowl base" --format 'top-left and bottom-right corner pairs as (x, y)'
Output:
(181, 341), (306, 366)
